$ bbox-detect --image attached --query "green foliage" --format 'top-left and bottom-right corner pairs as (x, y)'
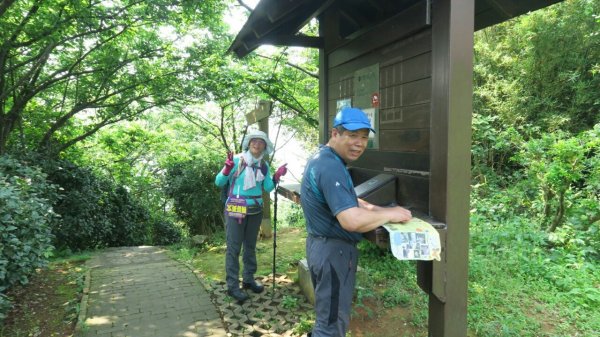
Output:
(515, 125), (600, 234)
(0, 293), (9, 326)
(164, 154), (224, 236)
(358, 241), (415, 284)
(474, 0), (600, 137)
(73, 115), (208, 225)
(104, 186), (150, 247)
(42, 158), (150, 251)
(381, 283), (411, 308)
(281, 295), (299, 310)
(278, 199), (306, 228)
(292, 314), (314, 336)
(179, 34), (319, 154)
(356, 241), (428, 327)
(470, 103), (600, 334)
(167, 244), (200, 265)
(150, 218), (183, 246)
(247, 48), (320, 130)
(471, 113), (529, 179)
(0, 0), (227, 155)
(469, 207), (600, 336)
(0, 155), (57, 323)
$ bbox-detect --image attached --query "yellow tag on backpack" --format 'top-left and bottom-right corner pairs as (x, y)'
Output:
(225, 197), (248, 219)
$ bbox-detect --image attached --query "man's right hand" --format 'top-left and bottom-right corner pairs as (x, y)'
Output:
(389, 206), (412, 223)
(337, 205), (412, 233)
(222, 152), (234, 176)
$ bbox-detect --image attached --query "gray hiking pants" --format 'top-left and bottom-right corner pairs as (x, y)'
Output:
(225, 212), (263, 291)
(306, 235), (358, 337)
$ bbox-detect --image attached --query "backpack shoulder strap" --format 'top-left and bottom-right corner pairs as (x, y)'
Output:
(233, 157), (248, 177)
(228, 157), (248, 197)
(260, 159), (268, 176)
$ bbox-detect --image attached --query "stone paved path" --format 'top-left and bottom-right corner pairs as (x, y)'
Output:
(77, 246), (228, 337)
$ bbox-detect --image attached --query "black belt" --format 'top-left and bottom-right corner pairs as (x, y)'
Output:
(308, 234), (358, 247)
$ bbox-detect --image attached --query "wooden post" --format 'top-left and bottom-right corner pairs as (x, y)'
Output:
(429, 0), (473, 335)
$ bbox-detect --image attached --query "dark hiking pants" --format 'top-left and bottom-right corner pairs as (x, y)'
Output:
(306, 235), (358, 337)
(225, 212), (262, 291)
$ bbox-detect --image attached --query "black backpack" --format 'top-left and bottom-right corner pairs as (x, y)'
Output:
(221, 159), (268, 204)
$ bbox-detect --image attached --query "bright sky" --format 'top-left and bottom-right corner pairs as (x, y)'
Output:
(224, 0), (260, 35)
(224, 0), (311, 57)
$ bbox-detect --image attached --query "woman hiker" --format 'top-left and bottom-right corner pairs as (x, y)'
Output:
(215, 130), (287, 304)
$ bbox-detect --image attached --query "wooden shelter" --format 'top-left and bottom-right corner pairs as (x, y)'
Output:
(229, 1), (563, 336)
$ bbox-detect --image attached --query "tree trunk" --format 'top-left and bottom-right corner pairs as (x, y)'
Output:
(548, 190), (565, 232)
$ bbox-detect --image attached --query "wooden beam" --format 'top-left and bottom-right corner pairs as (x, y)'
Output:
(328, 1), (430, 68)
(262, 35), (324, 48)
(428, 0), (473, 335)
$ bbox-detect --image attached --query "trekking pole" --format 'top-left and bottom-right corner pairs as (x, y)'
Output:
(272, 182), (279, 294)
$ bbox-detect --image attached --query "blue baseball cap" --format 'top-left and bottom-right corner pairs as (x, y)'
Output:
(333, 107), (375, 133)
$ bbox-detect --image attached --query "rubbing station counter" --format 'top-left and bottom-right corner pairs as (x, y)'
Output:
(279, 172), (445, 249)
(278, 171), (446, 306)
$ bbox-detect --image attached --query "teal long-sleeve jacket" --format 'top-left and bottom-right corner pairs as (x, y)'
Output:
(215, 156), (275, 206)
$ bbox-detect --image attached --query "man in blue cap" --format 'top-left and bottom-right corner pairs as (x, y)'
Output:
(300, 107), (412, 337)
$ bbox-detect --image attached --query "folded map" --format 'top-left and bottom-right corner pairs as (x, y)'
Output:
(383, 218), (442, 261)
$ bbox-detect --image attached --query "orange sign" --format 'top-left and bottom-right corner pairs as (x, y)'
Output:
(371, 93), (380, 107)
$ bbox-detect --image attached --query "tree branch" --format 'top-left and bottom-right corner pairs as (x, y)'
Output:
(236, 0), (252, 12)
(178, 109), (223, 143)
(51, 101), (162, 155)
(256, 83), (318, 127)
(256, 53), (318, 79)
(0, 0), (17, 17)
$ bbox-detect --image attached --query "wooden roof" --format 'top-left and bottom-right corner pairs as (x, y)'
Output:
(229, 0), (564, 58)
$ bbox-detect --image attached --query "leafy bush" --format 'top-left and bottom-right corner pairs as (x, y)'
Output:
(104, 186), (149, 247)
(164, 155), (224, 236)
(0, 155), (57, 323)
(471, 113), (528, 180)
(0, 293), (10, 324)
(472, 124), (600, 260)
(42, 158), (151, 250)
(358, 241), (415, 284)
(382, 283), (411, 308)
(150, 219), (183, 246)
(473, 0), (600, 136)
(44, 159), (113, 250)
(278, 199), (305, 228)
(515, 125), (599, 251)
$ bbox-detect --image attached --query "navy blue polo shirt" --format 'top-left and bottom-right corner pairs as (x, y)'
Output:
(301, 146), (363, 243)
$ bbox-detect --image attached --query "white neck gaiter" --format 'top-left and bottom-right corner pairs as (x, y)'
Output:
(241, 151), (265, 190)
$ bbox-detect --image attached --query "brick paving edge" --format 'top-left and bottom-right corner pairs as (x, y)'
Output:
(74, 268), (91, 337)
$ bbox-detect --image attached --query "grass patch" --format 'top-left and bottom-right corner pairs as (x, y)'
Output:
(168, 226), (307, 281)
(469, 215), (600, 337)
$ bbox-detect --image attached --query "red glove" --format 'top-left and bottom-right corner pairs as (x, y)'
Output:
(273, 163), (288, 183)
(222, 152), (234, 176)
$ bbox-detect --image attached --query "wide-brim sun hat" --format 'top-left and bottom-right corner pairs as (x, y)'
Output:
(333, 107), (376, 133)
(242, 130), (274, 155)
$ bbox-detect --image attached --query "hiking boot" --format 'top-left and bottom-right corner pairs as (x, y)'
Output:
(227, 288), (249, 303)
(242, 280), (264, 294)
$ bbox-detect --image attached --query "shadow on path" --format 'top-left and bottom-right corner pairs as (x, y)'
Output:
(77, 246), (228, 337)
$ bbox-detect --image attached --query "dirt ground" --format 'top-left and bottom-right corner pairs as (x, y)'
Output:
(1, 261), (84, 337)
(349, 298), (426, 337)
